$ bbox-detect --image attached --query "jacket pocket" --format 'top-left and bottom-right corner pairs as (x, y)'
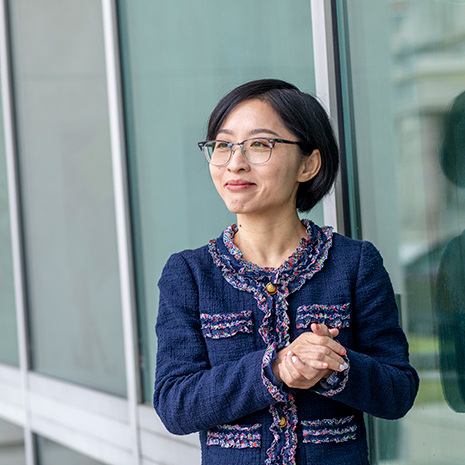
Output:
(301, 415), (357, 444)
(206, 423), (261, 448)
(200, 311), (253, 339)
(296, 303), (350, 330)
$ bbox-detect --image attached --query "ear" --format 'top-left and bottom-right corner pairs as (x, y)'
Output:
(298, 149), (321, 183)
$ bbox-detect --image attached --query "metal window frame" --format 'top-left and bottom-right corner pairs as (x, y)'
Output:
(312, 1), (377, 462)
(311, 0), (346, 234)
(0, 0), (34, 462)
(101, 0), (141, 463)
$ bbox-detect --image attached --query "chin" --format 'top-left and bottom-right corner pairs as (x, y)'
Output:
(225, 206), (246, 214)
(224, 202), (250, 214)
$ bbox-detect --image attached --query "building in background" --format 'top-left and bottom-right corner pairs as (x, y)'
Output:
(1, 1), (465, 464)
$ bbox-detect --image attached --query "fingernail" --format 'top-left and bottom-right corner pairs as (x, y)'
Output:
(287, 350), (292, 356)
(339, 363), (348, 371)
(292, 356), (297, 364)
(340, 348), (347, 355)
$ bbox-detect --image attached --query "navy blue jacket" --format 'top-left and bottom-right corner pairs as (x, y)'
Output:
(154, 222), (419, 465)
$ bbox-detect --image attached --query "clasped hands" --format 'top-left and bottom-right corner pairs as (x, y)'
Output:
(272, 323), (347, 390)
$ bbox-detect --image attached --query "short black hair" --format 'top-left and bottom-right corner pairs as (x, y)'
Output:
(206, 79), (339, 212)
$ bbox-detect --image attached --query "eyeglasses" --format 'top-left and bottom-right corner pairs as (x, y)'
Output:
(197, 137), (301, 166)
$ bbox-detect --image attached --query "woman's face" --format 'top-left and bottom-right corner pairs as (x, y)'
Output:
(209, 98), (320, 217)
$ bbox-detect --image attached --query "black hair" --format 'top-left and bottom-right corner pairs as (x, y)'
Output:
(206, 79), (339, 212)
(440, 91), (465, 188)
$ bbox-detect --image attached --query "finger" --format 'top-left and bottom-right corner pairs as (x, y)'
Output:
(286, 352), (330, 382)
(290, 351), (329, 372)
(281, 353), (329, 389)
(290, 346), (347, 372)
(284, 351), (304, 379)
(292, 333), (347, 357)
(329, 328), (339, 338)
(311, 323), (331, 337)
(301, 355), (347, 373)
(311, 323), (340, 341)
(278, 358), (297, 387)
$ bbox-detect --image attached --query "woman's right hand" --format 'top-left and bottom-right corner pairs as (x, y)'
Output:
(272, 323), (347, 389)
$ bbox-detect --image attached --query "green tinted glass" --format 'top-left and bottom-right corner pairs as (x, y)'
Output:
(118, 0), (323, 401)
(340, 0), (465, 462)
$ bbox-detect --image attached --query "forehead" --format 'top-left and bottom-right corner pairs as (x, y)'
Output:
(218, 98), (288, 136)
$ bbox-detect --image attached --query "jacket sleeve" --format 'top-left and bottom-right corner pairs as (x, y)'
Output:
(323, 241), (419, 419)
(153, 253), (289, 435)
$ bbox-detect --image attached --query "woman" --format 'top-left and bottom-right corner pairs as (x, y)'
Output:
(154, 79), (419, 465)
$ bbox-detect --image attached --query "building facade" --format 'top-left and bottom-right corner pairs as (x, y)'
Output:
(1, 0), (465, 463)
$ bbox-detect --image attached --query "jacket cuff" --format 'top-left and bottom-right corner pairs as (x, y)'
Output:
(312, 354), (350, 397)
(261, 343), (290, 403)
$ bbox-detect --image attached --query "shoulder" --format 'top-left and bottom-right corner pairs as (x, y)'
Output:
(325, 232), (387, 279)
(158, 244), (214, 296)
(329, 232), (380, 260)
(331, 232), (363, 251)
(162, 243), (212, 275)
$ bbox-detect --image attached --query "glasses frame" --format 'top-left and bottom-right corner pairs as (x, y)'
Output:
(197, 137), (301, 166)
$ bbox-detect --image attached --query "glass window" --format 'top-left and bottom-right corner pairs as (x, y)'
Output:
(36, 436), (104, 465)
(8, 0), (126, 395)
(0, 72), (19, 366)
(118, 0), (322, 401)
(0, 418), (25, 465)
(341, 0), (465, 462)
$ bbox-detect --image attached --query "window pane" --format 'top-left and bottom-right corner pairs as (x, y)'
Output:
(0, 73), (19, 366)
(8, 0), (126, 395)
(118, 0), (321, 401)
(0, 419), (25, 465)
(343, 0), (465, 462)
(36, 436), (104, 465)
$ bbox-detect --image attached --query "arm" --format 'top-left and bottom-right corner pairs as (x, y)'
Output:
(325, 241), (419, 419)
(153, 253), (287, 435)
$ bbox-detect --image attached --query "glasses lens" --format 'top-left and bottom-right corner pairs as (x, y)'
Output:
(244, 138), (272, 164)
(204, 141), (230, 165)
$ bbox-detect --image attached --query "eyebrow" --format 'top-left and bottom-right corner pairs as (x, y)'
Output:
(216, 128), (281, 138)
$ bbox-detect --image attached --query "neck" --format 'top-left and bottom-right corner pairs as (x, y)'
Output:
(233, 210), (308, 268)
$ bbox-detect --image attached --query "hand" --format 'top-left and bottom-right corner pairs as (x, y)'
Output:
(277, 350), (332, 389)
(272, 324), (347, 389)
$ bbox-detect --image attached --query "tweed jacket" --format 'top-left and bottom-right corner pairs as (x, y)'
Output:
(154, 221), (419, 465)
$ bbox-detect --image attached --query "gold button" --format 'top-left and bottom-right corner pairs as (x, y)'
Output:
(278, 417), (287, 428)
(265, 282), (277, 295)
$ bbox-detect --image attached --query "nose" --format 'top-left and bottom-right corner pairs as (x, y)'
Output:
(227, 144), (249, 171)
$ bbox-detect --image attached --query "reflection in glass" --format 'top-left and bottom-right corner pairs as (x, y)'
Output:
(36, 436), (104, 465)
(436, 91), (465, 413)
(118, 0), (321, 401)
(342, 0), (465, 462)
(8, 0), (126, 395)
(0, 419), (25, 465)
(0, 82), (19, 366)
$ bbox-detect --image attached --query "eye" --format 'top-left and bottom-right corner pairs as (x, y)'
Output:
(249, 139), (271, 149)
(215, 141), (230, 150)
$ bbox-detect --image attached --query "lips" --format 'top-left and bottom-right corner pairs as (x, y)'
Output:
(225, 179), (255, 190)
